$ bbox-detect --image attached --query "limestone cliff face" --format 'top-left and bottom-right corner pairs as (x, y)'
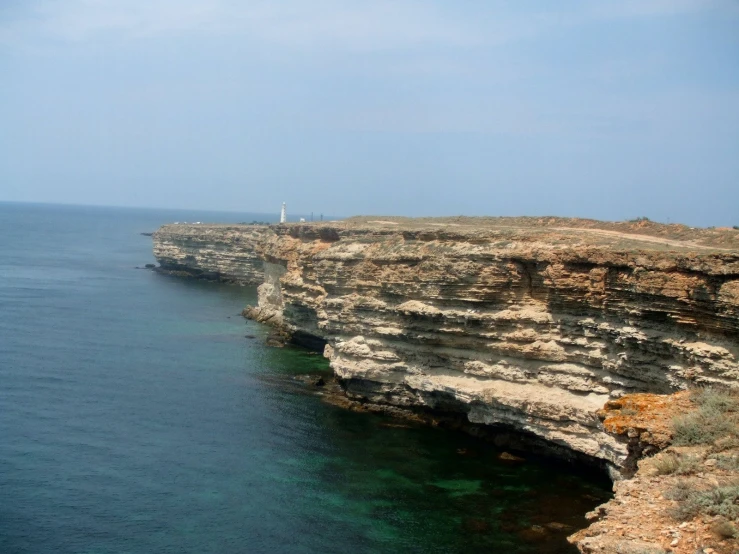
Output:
(153, 217), (739, 473)
(153, 224), (267, 285)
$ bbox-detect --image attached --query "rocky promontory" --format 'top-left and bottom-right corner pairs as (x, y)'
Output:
(153, 224), (267, 284)
(153, 216), (739, 549)
(153, 217), (739, 470)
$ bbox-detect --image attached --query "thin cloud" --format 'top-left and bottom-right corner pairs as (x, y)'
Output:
(5, 0), (479, 50)
(590, 0), (733, 19)
(4, 0), (734, 53)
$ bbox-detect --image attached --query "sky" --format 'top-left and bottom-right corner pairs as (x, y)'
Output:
(1, 1), (738, 226)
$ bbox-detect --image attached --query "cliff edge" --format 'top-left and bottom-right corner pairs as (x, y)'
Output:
(153, 216), (739, 552)
(153, 216), (739, 478)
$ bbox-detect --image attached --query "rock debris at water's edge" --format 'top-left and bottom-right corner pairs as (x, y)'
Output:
(152, 216), (739, 553)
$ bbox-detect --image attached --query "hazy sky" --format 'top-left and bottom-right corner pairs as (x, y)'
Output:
(1, 1), (738, 225)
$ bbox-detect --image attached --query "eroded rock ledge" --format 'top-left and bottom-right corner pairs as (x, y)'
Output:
(153, 217), (739, 478)
(153, 224), (267, 284)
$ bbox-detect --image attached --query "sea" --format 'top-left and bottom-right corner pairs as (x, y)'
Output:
(0, 202), (611, 554)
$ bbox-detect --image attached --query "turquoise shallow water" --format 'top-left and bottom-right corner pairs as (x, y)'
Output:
(0, 202), (610, 554)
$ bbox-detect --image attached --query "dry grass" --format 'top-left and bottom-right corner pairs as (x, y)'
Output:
(712, 519), (739, 539)
(652, 453), (701, 475)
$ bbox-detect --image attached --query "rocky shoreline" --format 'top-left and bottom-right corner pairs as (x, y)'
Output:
(152, 216), (739, 552)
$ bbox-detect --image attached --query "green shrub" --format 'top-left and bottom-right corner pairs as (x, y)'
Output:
(672, 411), (706, 445)
(694, 387), (739, 412)
(672, 387), (739, 446)
(672, 408), (733, 445)
(715, 455), (739, 470)
(668, 482), (739, 521)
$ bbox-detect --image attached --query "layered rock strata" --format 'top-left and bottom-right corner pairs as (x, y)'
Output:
(153, 217), (739, 475)
(153, 224), (267, 284)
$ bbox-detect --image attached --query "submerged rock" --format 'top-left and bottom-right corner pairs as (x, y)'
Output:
(499, 452), (525, 463)
(518, 525), (548, 543)
(293, 374), (329, 388)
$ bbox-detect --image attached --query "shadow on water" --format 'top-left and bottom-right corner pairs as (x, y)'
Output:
(258, 345), (612, 554)
(150, 264), (614, 554)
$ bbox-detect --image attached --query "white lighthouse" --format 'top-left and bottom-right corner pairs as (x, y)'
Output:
(280, 202), (287, 223)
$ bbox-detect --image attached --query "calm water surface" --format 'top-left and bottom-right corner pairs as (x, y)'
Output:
(0, 203), (610, 554)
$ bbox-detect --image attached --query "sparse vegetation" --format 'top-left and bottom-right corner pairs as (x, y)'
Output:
(660, 388), (739, 528)
(733, 226), (739, 230)
(715, 454), (739, 470)
(672, 387), (739, 446)
(629, 216), (651, 223)
(714, 435), (739, 452)
(653, 453), (701, 475)
(653, 453), (680, 475)
(665, 478), (692, 502)
(696, 387), (739, 412)
(668, 482), (739, 521)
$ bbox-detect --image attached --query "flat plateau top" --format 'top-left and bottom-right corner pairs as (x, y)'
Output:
(323, 216), (739, 254)
(160, 216), (739, 254)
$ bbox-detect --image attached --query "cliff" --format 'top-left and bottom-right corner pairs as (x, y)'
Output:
(153, 224), (267, 284)
(153, 217), (739, 477)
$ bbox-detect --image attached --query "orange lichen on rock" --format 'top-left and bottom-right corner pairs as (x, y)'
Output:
(572, 390), (739, 554)
(599, 391), (694, 451)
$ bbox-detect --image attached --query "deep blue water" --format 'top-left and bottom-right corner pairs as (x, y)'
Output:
(0, 202), (610, 554)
